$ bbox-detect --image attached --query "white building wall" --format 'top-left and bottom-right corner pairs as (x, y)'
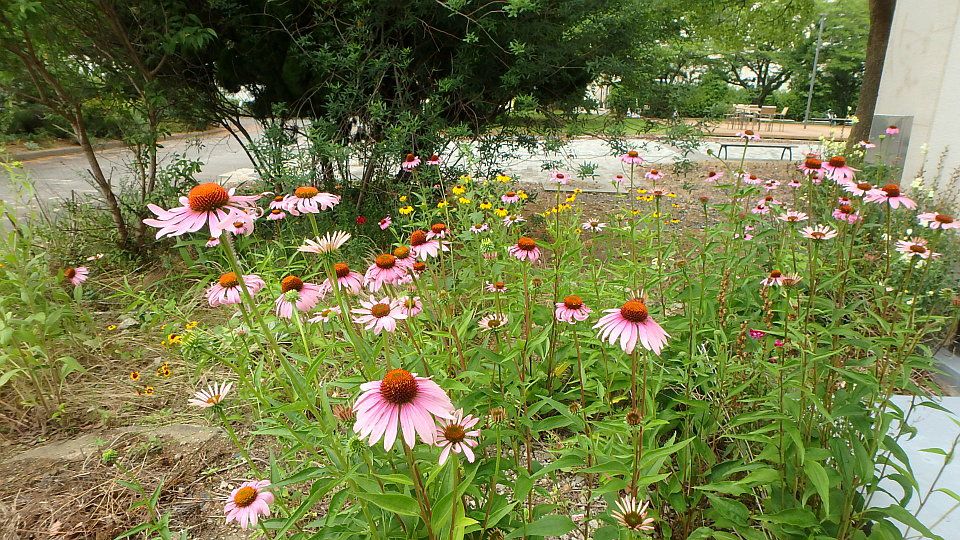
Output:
(875, 0), (960, 200)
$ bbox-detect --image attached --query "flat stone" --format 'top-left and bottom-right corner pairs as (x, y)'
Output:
(4, 424), (221, 463)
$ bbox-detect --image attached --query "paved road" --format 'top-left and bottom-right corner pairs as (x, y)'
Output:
(2, 123), (821, 211)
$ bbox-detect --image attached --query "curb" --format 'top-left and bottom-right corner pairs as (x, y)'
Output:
(8, 126), (230, 162)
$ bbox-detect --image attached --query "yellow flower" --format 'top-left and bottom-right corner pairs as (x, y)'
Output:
(667, 192), (677, 198)
(573, 188), (583, 194)
(517, 190), (528, 200)
(479, 201), (492, 210)
(437, 201), (449, 209)
(185, 321), (199, 330)
(399, 205), (414, 215)
(452, 185), (466, 195)
(166, 333), (183, 345)
(106, 324), (118, 331)
(399, 195), (408, 203)
(157, 364), (172, 377)
(457, 197), (471, 204)
(631, 209), (641, 215)
(459, 174), (472, 184)
(496, 174), (511, 183)
(670, 219), (681, 224)
(559, 203), (572, 212)
(565, 195), (577, 203)
(494, 207), (508, 217)
(671, 203), (680, 209)
(129, 371), (140, 382)
(144, 386), (155, 396)
(637, 189), (647, 194)
(652, 212), (661, 218)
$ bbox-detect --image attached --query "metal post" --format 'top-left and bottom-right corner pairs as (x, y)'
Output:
(803, 15), (827, 128)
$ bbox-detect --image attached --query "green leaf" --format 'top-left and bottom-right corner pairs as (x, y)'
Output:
(504, 515), (576, 539)
(804, 460), (831, 515)
(355, 491), (421, 517)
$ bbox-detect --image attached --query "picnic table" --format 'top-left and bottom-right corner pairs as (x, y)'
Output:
(717, 142), (793, 160)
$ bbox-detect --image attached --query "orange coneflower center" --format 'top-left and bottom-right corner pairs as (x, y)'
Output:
(206, 394), (221, 404)
(375, 254), (397, 269)
(934, 213), (955, 224)
(811, 231), (826, 239)
(493, 281), (506, 290)
(556, 173), (566, 179)
(442, 423), (466, 443)
(431, 223), (447, 235)
(627, 150), (639, 158)
(619, 300), (649, 323)
(370, 303), (391, 318)
(764, 195), (774, 202)
(590, 221), (600, 227)
(839, 204), (855, 214)
(650, 169), (660, 175)
(749, 174), (758, 181)
(744, 129), (754, 136)
(404, 298), (418, 308)
(233, 486), (258, 508)
(505, 191), (517, 197)
(707, 171), (717, 177)
(881, 184), (901, 197)
(381, 368), (417, 404)
(334, 263), (351, 278)
(856, 182), (872, 191)
(187, 183), (230, 212)
(828, 156), (846, 168)
(219, 272), (240, 288)
(232, 220), (245, 229)
(769, 270), (783, 278)
(909, 244), (927, 254)
(393, 245), (411, 259)
(273, 195), (284, 203)
(281, 275), (304, 293)
(804, 158), (822, 169)
(413, 261), (426, 272)
(787, 215), (800, 222)
(405, 153), (416, 162)
(486, 318), (503, 328)
(294, 186), (319, 199)
(270, 209), (283, 216)
(516, 236), (537, 251)
(64, 267), (77, 279)
(410, 230), (427, 246)
(563, 295), (584, 310)
(429, 154), (439, 161)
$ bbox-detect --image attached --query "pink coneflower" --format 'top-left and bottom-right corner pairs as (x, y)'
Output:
(612, 494), (655, 532)
(409, 230), (446, 260)
(644, 169), (663, 182)
(478, 314), (508, 331)
(308, 305), (342, 323)
(398, 296), (423, 318)
(144, 182), (261, 238)
(704, 170), (723, 182)
(266, 208), (285, 221)
(736, 233), (754, 241)
(798, 157), (823, 176)
(864, 184), (917, 209)
(206, 237), (220, 248)
(469, 223), (489, 234)
(822, 156), (858, 183)
(555, 295), (591, 323)
(749, 329), (766, 340)
(762, 180), (781, 191)
(838, 196), (852, 205)
(391, 245), (416, 271)
(917, 212), (959, 229)
(612, 174), (627, 187)
(426, 154), (441, 166)
(224, 480), (274, 529)
(832, 205), (862, 223)
(207, 272), (265, 307)
(282, 186), (340, 216)
(299, 231), (352, 254)
(787, 179), (802, 189)
(751, 204), (770, 215)
(64, 266), (89, 286)
(501, 191), (520, 204)
(758, 195), (782, 206)
(800, 225), (838, 241)
(435, 409), (480, 464)
(779, 210), (808, 223)
(401, 153), (421, 170)
(845, 180), (875, 197)
(485, 281), (508, 293)
(274, 275), (323, 319)
(594, 299), (669, 355)
(508, 236), (541, 262)
(223, 209), (256, 236)
(379, 216), (392, 230)
(761, 270), (788, 287)
(582, 219), (607, 232)
(189, 381), (233, 408)
(364, 254), (409, 291)
(503, 214), (526, 227)
(895, 237), (940, 259)
(736, 129), (760, 141)
(352, 297), (407, 334)
(320, 262), (364, 294)
(885, 125), (900, 136)
(427, 223), (449, 240)
(620, 150), (645, 165)
(353, 368), (454, 449)
(740, 172), (762, 185)
(268, 195), (286, 210)
(859, 140), (877, 149)
(551, 171), (571, 185)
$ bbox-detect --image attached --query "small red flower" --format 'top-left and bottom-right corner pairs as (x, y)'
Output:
(356, 216), (367, 225)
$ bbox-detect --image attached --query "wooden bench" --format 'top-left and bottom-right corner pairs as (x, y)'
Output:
(717, 143), (793, 161)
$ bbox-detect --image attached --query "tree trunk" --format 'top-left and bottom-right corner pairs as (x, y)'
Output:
(73, 113), (129, 247)
(847, 0), (896, 147)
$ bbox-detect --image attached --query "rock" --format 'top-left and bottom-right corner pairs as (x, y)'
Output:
(117, 317), (139, 330)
